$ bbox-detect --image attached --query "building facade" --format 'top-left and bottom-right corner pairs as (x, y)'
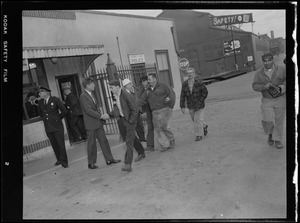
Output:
(157, 10), (270, 78)
(23, 10), (181, 155)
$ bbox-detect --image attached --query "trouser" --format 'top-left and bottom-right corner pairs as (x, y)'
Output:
(70, 115), (86, 139)
(118, 118), (145, 156)
(189, 108), (206, 137)
(86, 126), (114, 165)
(152, 107), (174, 148)
(120, 118), (141, 165)
(46, 129), (68, 166)
(146, 110), (154, 147)
(261, 96), (286, 141)
(135, 113), (146, 140)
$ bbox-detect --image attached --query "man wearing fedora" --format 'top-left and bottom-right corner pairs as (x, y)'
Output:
(37, 85), (69, 168)
(80, 77), (121, 169)
(252, 52), (286, 149)
(63, 85), (87, 142)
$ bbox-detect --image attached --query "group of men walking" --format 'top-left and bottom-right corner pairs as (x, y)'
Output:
(35, 52), (286, 173)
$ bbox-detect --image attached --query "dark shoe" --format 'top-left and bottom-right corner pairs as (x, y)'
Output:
(134, 153), (146, 162)
(161, 146), (170, 152)
(88, 164), (98, 169)
(139, 139), (147, 142)
(106, 159), (121, 165)
(145, 146), (155, 152)
(121, 164), (132, 172)
(54, 161), (61, 166)
(195, 136), (203, 141)
(170, 139), (175, 149)
(62, 164), (69, 168)
(268, 134), (274, 146)
(204, 125), (208, 136)
(275, 141), (283, 149)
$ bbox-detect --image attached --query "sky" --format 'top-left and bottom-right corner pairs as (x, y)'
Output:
(96, 9), (288, 39)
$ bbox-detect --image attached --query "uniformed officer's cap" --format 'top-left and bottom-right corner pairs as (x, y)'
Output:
(262, 53), (273, 60)
(38, 85), (51, 92)
(108, 79), (121, 87)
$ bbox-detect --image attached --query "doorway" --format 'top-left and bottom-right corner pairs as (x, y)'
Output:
(56, 74), (86, 144)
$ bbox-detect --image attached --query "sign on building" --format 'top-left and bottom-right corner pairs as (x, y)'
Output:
(223, 39), (241, 56)
(128, 54), (146, 65)
(212, 13), (253, 26)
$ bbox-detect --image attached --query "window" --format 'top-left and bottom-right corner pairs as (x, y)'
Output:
(23, 59), (48, 124)
(155, 50), (173, 87)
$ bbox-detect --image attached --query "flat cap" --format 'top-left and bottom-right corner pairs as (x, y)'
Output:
(38, 85), (51, 92)
(122, 78), (131, 86)
(108, 79), (121, 87)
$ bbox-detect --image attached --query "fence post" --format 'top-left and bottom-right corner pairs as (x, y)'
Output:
(106, 53), (118, 81)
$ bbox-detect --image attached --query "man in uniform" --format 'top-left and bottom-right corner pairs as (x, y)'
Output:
(37, 85), (69, 168)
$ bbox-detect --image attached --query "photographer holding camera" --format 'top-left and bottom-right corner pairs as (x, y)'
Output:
(25, 91), (39, 119)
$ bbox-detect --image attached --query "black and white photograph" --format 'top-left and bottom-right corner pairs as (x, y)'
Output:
(1, 1), (297, 221)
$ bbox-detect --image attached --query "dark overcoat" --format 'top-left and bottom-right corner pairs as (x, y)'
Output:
(38, 96), (67, 132)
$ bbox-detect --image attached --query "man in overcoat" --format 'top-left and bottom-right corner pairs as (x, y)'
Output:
(63, 86), (87, 142)
(105, 79), (141, 172)
(80, 77), (120, 169)
(37, 85), (69, 168)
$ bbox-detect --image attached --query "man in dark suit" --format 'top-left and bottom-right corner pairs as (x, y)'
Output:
(79, 77), (120, 169)
(37, 85), (69, 168)
(106, 79), (144, 172)
(63, 86), (87, 142)
(122, 78), (147, 143)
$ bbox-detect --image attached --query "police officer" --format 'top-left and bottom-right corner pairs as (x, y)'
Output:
(37, 85), (69, 168)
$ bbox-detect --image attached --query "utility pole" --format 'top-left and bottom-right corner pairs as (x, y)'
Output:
(230, 25), (238, 70)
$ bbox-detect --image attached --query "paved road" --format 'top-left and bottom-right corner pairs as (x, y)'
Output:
(23, 97), (288, 219)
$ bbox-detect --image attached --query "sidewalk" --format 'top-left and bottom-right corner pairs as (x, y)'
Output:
(23, 134), (125, 178)
(23, 96), (288, 219)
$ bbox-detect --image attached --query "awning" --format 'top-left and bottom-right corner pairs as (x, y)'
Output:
(23, 45), (105, 59)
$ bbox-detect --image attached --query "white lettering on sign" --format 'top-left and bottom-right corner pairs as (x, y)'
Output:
(129, 54), (145, 65)
(212, 13), (253, 26)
